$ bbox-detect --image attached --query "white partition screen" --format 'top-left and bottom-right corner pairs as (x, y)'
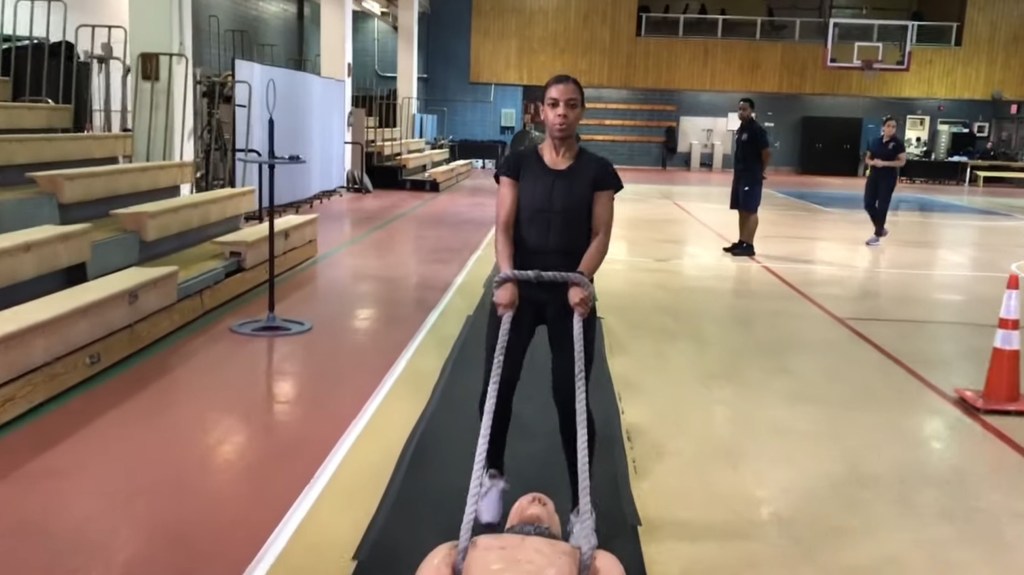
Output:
(233, 59), (346, 208)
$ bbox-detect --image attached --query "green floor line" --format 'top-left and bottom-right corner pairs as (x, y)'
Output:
(0, 194), (443, 436)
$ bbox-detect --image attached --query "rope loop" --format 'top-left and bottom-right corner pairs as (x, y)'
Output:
(455, 270), (597, 575)
(493, 270), (595, 302)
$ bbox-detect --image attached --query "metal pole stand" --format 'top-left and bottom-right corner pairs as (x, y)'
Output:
(231, 78), (313, 337)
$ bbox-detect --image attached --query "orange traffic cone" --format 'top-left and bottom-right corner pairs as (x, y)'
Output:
(956, 274), (1024, 413)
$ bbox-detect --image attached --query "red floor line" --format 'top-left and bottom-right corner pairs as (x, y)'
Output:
(669, 200), (1024, 460)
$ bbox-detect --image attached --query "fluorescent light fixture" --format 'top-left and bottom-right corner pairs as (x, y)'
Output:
(361, 0), (382, 15)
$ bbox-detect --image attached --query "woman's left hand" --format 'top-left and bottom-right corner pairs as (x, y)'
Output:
(568, 286), (592, 317)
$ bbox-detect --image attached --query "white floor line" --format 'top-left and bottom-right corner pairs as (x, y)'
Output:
(243, 228), (495, 575)
(605, 255), (1007, 277)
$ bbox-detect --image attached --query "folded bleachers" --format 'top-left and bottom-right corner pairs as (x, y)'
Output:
(364, 117), (473, 192)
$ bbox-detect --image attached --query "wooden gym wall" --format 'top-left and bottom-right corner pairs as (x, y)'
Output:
(469, 0), (1024, 100)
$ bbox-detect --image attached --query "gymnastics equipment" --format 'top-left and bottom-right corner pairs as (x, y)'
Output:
(230, 78), (312, 337)
(955, 273), (1024, 413)
(457, 270), (597, 575)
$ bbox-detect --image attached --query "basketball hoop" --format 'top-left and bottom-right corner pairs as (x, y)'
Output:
(861, 58), (880, 82)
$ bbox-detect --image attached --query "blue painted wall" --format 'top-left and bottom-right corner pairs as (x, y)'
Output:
(352, 11), (428, 97)
(579, 88), (994, 169)
(352, 0), (521, 143)
(421, 0), (522, 143)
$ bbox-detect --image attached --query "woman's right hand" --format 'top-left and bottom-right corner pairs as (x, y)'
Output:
(493, 282), (519, 316)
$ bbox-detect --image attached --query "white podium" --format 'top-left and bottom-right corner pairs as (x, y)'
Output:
(689, 141), (701, 172)
(711, 141), (724, 172)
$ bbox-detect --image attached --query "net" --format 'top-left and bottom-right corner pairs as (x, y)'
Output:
(861, 58), (880, 82)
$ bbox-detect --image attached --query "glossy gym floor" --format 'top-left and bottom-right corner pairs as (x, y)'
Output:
(2, 169), (1024, 574)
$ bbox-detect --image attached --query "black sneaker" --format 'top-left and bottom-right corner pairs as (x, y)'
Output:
(723, 241), (742, 253)
(731, 243), (755, 257)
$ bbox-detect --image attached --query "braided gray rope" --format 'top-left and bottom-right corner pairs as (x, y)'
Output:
(454, 270), (597, 575)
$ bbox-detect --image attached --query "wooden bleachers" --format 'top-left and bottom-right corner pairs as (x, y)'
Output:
(0, 133), (133, 169)
(587, 102), (677, 112)
(0, 224), (93, 289)
(398, 148), (449, 169)
(581, 134), (665, 143)
(110, 187), (255, 241)
(371, 138), (427, 156)
(366, 127), (400, 142)
(142, 242), (232, 285)
(0, 102), (73, 131)
(0, 52), (323, 426)
(424, 160), (473, 191)
(580, 119), (676, 128)
(0, 265), (179, 385)
(28, 160), (193, 204)
(212, 214), (319, 269)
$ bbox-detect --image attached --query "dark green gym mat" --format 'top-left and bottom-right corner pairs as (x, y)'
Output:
(353, 285), (647, 574)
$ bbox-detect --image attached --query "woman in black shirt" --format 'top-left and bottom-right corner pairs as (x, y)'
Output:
(476, 75), (623, 533)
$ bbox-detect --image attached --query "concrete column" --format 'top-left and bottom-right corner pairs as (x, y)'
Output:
(129, 0), (193, 192)
(396, 0), (418, 139)
(320, 0), (353, 174)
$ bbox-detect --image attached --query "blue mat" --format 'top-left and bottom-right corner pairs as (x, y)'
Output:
(776, 190), (1013, 217)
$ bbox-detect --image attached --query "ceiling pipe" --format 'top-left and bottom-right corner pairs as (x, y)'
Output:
(373, 15), (427, 79)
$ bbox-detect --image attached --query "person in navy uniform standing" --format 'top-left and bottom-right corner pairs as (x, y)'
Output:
(477, 74), (623, 534)
(863, 116), (907, 246)
(723, 98), (771, 257)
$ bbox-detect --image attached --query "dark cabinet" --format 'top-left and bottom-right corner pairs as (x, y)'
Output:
(799, 116), (863, 176)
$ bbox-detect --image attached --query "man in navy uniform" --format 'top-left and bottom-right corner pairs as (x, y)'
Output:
(723, 97), (771, 258)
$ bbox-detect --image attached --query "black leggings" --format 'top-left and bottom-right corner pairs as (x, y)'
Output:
(480, 290), (597, 509)
(864, 175), (897, 236)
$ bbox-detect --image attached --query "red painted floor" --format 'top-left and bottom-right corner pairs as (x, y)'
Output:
(0, 174), (495, 575)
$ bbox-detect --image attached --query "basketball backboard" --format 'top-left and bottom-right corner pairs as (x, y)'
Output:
(826, 18), (912, 71)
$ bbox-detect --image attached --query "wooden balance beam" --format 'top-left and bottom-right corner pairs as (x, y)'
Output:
(211, 214), (319, 269)
(0, 103), (74, 131)
(0, 223), (93, 289)
(0, 133), (133, 168)
(110, 187), (255, 242)
(974, 170), (1024, 188)
(28, 160), (194, 204)
(0, 265), (179, 386)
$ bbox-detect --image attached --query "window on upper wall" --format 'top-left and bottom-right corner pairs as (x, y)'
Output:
(636, 0), (964, 48)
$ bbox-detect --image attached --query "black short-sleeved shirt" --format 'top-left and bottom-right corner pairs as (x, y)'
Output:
(734, 119), (770, 175)
(497, 146), (623, 274)
(867, 136), (906, 181)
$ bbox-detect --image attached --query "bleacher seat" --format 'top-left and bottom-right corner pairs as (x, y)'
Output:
(0, 224), (93, 289)
(0, 103), (73, 131)
(28, 160), (194, 204)
(0, 265), (179, 385)
(212, 214), (319, 269)
(0, 133), (133, 170)
(109, 187), (255, 242)
(398, 148), (450, 169)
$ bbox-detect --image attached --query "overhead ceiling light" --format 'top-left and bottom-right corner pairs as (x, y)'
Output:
(361, 0), (382, 15)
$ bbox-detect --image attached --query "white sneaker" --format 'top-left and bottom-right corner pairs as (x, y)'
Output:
(865, 235), (880, 246)
(476, 469), (507, 525)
